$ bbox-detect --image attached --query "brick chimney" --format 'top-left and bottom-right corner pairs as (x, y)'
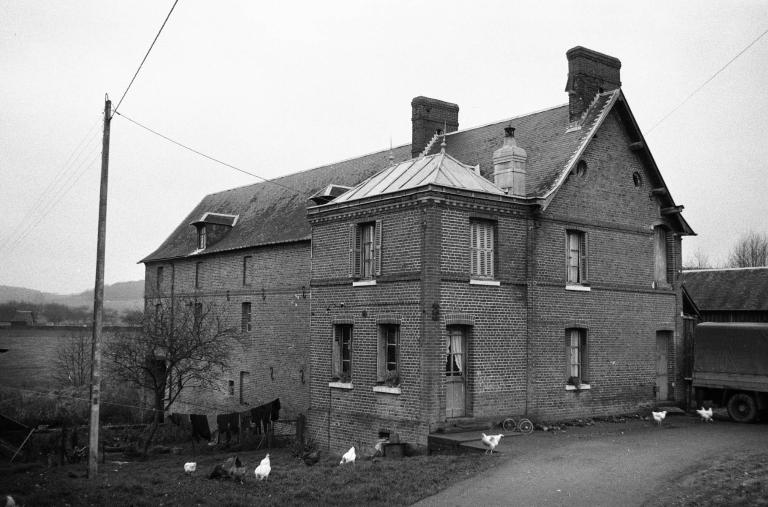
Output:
(411, 96), (459, 158)
(565, 47), (621, 123)
(493, 127), (527, 196)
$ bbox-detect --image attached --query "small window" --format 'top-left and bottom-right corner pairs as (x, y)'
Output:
(227, 379), (235, 397)
(566, 230), (588, 285)
(243, 256), (252, 286)
(654, 226), (673, 286)
(574, 160), (588, 178)
(632, 171), (643, 188)
(470, 220), (495, 279)
(195, 262), (203, 289)
(239, 371), (250, 404)
(566, 328), (588, 385)
(377, 324), (400, 384)
(197, 225), (207, 250)
(241, 302), (252, 333)
(156, 266), (164, 292)
(350, 220), (382, 279)
(332, 324), (353, 382)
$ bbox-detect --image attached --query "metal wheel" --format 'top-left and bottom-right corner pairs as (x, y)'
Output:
(517, 418), (534, 434)
(502, 418), (517, 432)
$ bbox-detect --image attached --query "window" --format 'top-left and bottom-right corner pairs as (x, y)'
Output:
(239, 371), (250, 404)
(445, 327), (465, 377)
(332, 325), (353, 382)
(195, 262), (202, 289)
(156, 266), (164, 292)
(350, 220), (382, 279)
(377, 324), (400, 383)
(243, 256), (252, 286)
(566, 328), (588, 385)
(241, 302), (252, 333)
(227, 379), (235, 397)
(654, 226), (673, 286)
(566, 230), (588, 285)
(470, 220), (495, 279)
(197, 225), (207, 250)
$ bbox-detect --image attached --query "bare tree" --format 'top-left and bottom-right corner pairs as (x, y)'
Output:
(52, 332), (92, 388)
(727, 231), (768, 268)
(683, 248), (712, 270)
(106, 298), (239, 452)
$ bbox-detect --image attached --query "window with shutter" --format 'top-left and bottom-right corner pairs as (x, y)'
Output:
(566, 230), (588, 285)
(333, 325), (352, 381)
(350, 222), (379, 279)
(565, 328), (588, 385)
(241, 302), (252, 333)
(377, 324), (399, 382)
(470, 220), (495, 279)
(654, 226), (667, 286)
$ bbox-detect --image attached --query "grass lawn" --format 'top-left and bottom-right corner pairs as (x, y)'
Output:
(0, 444), (499, 506)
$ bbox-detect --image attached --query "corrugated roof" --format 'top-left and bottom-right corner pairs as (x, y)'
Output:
(142, 90), (688, 263)
(683, 267), (768, 311)
(333, 149), (504, 203)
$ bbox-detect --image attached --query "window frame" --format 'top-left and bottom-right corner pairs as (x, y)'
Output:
(332, 324), (353, 382)
(242, 256), (252, 286)
(377, 324), (400, 383)
(565, 229), (589, 286)
(565, 328), (588, 386)
(350, 220), (382, 280)
(227, 379), (235, 397)
(654, 226), (674, 287)
(197, 225), (207, 250)
(470, 219), (496, 280)
(241, 302), (252, 333)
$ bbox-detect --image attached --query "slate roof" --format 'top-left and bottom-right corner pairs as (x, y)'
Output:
(683, 267), (768, 312)
(142, 90), (690, 263)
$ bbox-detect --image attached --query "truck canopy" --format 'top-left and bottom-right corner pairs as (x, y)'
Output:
(694, 322), (768, 376)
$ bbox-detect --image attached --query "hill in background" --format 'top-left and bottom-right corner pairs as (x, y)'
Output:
(0, 280), (144, 313)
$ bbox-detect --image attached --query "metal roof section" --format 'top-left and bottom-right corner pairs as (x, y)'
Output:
(332, 149), (505, 204)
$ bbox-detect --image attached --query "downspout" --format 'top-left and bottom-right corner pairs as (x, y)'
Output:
(524, 211), (539, 416)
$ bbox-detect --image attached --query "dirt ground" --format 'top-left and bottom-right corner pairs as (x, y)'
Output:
(416, 412), (768, 507)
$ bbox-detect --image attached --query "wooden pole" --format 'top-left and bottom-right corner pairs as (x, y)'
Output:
(88, 95), (111, 478)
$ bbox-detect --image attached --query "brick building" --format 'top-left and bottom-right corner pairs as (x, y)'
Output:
(142, 47), (694, 451)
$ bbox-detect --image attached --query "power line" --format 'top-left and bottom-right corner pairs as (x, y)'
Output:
(113, 0), (181, 115)
(114, 111), (305, 196)
(648, 27), (768, 134)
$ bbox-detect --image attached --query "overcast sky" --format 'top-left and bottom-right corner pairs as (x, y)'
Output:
(1, 1), (767, 294)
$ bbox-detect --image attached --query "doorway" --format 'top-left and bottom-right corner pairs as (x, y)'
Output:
(445, 327), (467, 418)
(656, 331), (671, 401)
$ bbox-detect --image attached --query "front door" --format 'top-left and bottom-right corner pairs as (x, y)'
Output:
(656, 331), (670, 401)
(445, 327), (466, 418)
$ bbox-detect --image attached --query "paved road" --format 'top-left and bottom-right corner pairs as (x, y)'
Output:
(415, 415), (768, 506)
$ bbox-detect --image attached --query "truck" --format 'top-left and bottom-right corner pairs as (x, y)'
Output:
(692, 322), (768, 423)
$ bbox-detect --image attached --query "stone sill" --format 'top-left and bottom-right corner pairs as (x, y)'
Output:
(373, 385), (402, 395)
(328, 382), (353, 390)
(470, 279), (500, 287)
(565, 383), (591, 391)
(565, 284), (591, 292)
(352, 279), (376, 287)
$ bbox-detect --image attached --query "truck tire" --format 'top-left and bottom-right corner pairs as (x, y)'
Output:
(727, 393), (757, 423)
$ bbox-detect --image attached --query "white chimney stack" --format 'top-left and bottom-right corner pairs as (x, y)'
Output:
(493, 127), (527, 196)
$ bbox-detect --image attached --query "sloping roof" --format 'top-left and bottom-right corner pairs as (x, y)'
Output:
(333, 149), (505, 203)
(142, 90), (690, 263)
(683, 267), (768, 312)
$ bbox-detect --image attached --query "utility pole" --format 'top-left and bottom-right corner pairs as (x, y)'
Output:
(88, 95), (111, 478)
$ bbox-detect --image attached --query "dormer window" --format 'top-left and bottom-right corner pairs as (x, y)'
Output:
(197, 225), (207, 250)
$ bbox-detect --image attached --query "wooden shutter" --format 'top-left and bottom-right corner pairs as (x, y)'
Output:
(374, 219), (383, 276)
(332, 328), (341, 377)
(579, 232), (588, 283)
(581, 330), (589, 382)
(377, 328), (386, 382)
(665, 231), (675, 284)
(349, 224), (361, 278)
(470, 222), (478, 275)
(486, 224), (495, 277)
(654, 227), (666, 284)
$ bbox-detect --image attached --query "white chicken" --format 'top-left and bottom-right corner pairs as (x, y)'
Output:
(339, 446), (356, 465)
(254, 454), (271, 481)
(696, 406), (713, 423)
(184, 462), (197, 474)
(5, 495), (16, 507)
(652, 410), (667, 425)
(481, 433), (503, 455)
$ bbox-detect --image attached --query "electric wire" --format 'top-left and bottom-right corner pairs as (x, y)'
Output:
(647, 26), (768, 134)
(113, 0), (180, 116)
(114, 111), (305, 196)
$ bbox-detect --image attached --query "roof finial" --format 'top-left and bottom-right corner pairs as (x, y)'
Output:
(440, 121), (447, 153)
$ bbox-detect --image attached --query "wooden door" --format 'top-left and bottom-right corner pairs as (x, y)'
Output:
(445, 328), (466, 418)
(656, 331), (670, 401)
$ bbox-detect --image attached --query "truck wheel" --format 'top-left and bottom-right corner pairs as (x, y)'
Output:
(727, 393), (757, 423)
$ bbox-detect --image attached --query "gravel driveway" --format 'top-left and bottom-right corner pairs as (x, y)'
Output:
(415, 414), (768, 506)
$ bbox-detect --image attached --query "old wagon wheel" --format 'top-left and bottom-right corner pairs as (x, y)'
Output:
(517, 418), (534, 434)
(502, 418), (517, 432)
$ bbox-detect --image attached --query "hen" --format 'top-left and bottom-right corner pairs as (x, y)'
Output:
(184, 462), (197, 474)
(254, 454), (271, 481)
(231, 456), (247, 484)
(652, 410), (667, 425)
(302, 450), (320, 466)
(696, 406), (713, 423)
(481, 433), (503, 455)
(339, 446), (356, 465)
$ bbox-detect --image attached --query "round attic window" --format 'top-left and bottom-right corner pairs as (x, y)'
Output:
(632, 171), (643, 188)
(574, 160), (588, 178)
